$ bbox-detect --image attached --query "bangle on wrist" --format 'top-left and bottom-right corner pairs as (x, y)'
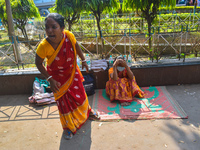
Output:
(82, 60), (86, 63)
(46, 76), (52, 81)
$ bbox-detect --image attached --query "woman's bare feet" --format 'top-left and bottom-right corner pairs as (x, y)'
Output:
(89, 109), (100, 121)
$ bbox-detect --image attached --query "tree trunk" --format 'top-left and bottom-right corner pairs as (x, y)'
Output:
(5, 0), (22, 64)
(68, 22), (72, 31)
(23, 27), (32, 49)
(134, 8), (140, 17)
(95, 15), (104, 58)
(147, 18), (152, 61)
(19, 24), (31, 50)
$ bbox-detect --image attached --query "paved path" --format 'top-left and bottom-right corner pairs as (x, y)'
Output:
(0, 84), (200, 150)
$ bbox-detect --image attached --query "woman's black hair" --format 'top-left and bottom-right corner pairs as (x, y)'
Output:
(113, 55), (124, 64)
(45, 13), (65, 28)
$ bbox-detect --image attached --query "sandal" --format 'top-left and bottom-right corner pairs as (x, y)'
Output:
(64, 130), (73, 140)
(89, 111), (100, 121)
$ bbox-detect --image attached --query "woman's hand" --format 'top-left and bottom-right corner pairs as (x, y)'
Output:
(82, 61), (89, 73)
(113, 59), (127, 68)
(49, 78), (60, 93)
(120, 59), (128, 68)
(113, 59), (120, 67)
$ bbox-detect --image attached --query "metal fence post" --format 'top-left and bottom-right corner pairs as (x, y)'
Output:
(184, 30), (188, 63)
(5, 0), (22, 66)
(11, 36), (18, 65)
(96, 30), (98, 56)
(180, 32), (182, 61)
(124, 29), (126, 55)
(129, 29), (131, 55)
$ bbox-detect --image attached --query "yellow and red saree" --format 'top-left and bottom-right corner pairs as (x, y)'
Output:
(106, 67), (145, 103)
(39, 30), (91, 134)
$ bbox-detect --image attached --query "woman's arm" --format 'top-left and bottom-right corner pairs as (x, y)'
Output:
(120, 59), (134, 80)
(35, 54), (59, 93)
(112, 65), (118, 81)
(75, 42), (89, 73)
(125, 66), (134, 80)
(112, 59), (120, 81)
(35, 54), (50, 79)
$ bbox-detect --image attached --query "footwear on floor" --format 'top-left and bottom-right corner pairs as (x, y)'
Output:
(89, 110), (100, 121)
(64, 130), (73, 140)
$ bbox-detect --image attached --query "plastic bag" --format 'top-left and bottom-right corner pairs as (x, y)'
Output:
(33, 77), (50, 95)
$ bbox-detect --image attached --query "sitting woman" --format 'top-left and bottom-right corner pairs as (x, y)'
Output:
(106, 56), (145, 106)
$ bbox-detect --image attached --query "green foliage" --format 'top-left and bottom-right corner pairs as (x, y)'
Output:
(50, 0), (83, 30)
(0, 0), (40, 39)
(122, 0), (176, 53)
(122, 0), (176, 22)
(0, 0), (8, 28)
(84, 0), (120, 14)
(12, 0), (40, 19)
(83, 0), (120, 28)
(12, 0), (40, 40)
(34, 17), (46, 30)
(160, 6), (200, 13)
(100, 18), (113, 30)
(0, 0), (5, 19)
(0, 30), (11, 44)
(51, 0), (83, 16)
(122, 0), (176, 11)
(0, 0), (40, 22)
(33, 12), (200, 35)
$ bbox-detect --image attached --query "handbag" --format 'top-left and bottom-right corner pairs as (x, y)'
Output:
(83, 73), (95, 96)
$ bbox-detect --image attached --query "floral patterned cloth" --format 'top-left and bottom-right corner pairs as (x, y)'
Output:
(106, 67), (145, 103)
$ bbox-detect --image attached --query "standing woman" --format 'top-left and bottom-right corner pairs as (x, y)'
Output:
(35, 13), (99, 140)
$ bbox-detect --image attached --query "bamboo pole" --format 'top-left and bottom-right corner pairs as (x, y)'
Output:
(5, 0), (22, 65)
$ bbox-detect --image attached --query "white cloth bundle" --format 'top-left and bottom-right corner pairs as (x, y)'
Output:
(91, 59), (108, 71)
(29, 92), (55, 105)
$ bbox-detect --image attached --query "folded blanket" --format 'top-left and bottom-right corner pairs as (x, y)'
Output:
(29, 92), (55, 105)
(91, 59), (108, 71)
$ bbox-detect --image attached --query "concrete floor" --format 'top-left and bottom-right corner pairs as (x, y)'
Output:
(0, 84), (200, 150)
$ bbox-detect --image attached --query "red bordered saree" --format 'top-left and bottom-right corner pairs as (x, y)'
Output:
(46, 30), (91, 134)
